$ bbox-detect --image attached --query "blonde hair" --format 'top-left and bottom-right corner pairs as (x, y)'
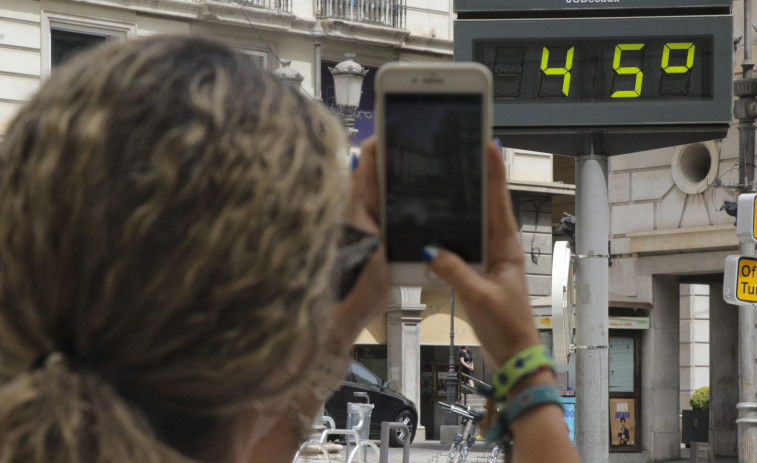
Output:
(0, 36), (347, 462)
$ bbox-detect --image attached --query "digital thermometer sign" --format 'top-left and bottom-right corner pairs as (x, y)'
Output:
(455, 15), (733, 155)
(477, 37), (712, 102)
(454, 0), (733, 15)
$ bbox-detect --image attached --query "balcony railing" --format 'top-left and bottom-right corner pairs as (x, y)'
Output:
(316, 0), (406, 28)
(211, 0), (292, 13)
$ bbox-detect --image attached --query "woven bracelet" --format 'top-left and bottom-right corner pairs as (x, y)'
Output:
(486, 384), (563, 443)
(491, 344), (555, 402)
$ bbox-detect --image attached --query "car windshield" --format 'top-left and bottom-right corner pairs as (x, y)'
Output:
(351, 362), (381, 387)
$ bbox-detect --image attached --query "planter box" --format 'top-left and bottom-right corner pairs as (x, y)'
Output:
(681, 409), (709, 445)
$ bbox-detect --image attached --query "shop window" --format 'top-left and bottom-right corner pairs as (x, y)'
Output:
(541, 329), (641, 451)
(609, 332), (641, 452)
(610, 335), (636, 392)
(353, 344), (387, 379)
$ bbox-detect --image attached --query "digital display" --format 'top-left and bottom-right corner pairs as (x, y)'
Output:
(454, 0), (733, 14)
(475, 36), (713, 102)
(384, 94), (483, 263)
(454, 15), (732, 154)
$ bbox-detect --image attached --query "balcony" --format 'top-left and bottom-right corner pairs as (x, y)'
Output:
(316, 0), (406, 28)
(215, 0), (292, 13)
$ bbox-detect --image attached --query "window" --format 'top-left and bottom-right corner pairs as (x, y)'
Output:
(50, 29), (107, 68)
(609, 331), (641, 452)
(541, 329), (642, 451)
(41, 11), (136, 77)
(241, 50), (268, 69)
(610, 335), (636, 392)
(351, 362), (381, 388)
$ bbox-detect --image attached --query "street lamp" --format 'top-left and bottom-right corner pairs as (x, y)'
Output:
(329, 53), (368, 145)
(273, 59), (304, 89)
(445, 289), (458, 425)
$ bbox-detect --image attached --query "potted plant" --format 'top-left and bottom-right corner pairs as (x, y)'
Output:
(682, 387), (710, 446)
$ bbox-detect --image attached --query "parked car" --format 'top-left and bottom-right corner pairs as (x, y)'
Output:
(325, 361), (418, 447)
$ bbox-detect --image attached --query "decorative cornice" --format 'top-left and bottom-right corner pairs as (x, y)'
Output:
(626, 224), (738, 254)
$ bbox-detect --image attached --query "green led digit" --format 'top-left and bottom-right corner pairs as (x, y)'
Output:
(540, 46), (574, 96)
(611, 43), (645, 98)
(662, 42), (695, 73)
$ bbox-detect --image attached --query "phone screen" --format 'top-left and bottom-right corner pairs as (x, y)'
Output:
(384, 93), (483, 263)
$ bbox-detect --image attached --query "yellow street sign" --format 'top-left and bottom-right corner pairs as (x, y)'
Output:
(737, 257), (757, 301)
(724, 255), (757, 305)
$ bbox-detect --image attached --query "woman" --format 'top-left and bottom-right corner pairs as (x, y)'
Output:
(0, 36), (579, 463)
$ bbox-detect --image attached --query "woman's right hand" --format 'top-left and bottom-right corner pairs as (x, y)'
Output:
(424, 140), (541, 368)
(426, 141), (581, 463)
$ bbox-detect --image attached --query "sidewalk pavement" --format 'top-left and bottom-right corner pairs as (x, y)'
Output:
(661, 446), (738, 463)
(298, 439), (740, 463)
(298, 439), (495, 463)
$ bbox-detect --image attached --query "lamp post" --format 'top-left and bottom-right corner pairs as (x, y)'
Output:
(329, 53), (368, 150)
(734, 1), (757, 460)
(445, 289), (458, 425)
(312, 19), (324, 101)
(273, 59), (304, 89)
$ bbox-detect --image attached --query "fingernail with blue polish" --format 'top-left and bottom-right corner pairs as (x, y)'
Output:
(351, 154), (360, 171)
(494, 137), (503, 150)
(422, 245), (439, 262)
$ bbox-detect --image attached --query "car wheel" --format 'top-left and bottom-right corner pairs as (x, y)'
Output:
(389, 409), (416, 447)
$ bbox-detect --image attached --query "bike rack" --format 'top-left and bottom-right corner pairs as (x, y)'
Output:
(291, 440), (333, 463)
(292, 415), (337, 463)
(347, 439), (379, 463)
(378, 421), (411, 463)
(292, 428), (380, 463)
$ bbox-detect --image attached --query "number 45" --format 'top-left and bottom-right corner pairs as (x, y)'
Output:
(539, 42), (695, 98)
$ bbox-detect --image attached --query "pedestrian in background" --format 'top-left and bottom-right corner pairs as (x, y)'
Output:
(459, 345), (475, 388)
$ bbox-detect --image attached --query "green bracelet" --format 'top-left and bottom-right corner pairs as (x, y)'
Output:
(486, 384), (563, 443)
(491, 344), (555, 402)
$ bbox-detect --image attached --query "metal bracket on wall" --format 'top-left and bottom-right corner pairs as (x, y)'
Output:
(571, 345), (608, 351)
(573, 253), (610, 259)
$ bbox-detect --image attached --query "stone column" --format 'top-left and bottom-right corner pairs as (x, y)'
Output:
(386, 286), (425, 437)
(642, 275), (680, 460)
(710, 283), (738, 456)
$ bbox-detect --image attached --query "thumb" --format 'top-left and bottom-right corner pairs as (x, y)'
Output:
(423, 246), (488, 297)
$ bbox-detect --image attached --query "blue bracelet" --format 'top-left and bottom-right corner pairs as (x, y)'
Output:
(486, 384), (563, 443)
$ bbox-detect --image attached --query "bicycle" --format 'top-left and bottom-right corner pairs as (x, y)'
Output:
(438, 401), (485, 463)
(439, 378), (514, 463)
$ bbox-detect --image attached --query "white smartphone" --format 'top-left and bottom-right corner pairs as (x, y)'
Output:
(375, 62), (492, 286)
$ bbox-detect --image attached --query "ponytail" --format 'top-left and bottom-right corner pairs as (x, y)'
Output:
(0, 354), (192, 463)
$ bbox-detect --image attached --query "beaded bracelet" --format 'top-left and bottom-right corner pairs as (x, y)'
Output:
(491, 344), (555, 402)
(486, 384), (563, 443)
